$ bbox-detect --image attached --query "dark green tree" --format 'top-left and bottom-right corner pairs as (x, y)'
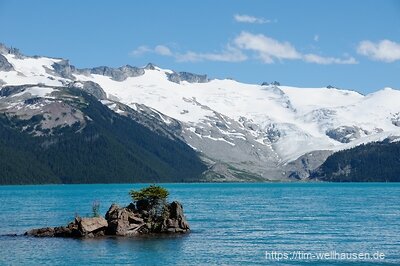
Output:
(129, 184), (169, 206)
(129, 185), (170, 228)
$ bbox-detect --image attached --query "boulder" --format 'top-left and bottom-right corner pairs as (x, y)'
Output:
(105, 204), (145, 236)
(78, 217), (108, 235)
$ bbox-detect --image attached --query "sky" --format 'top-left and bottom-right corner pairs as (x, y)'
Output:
(0, 0), (399, 94)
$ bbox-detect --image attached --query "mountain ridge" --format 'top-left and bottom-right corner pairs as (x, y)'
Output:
(1, 43), (400, 182)
(0, 85), (207, 184)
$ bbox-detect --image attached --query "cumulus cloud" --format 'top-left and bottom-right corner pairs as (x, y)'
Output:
(131, 44), (246, 63)
(234, 31), (301, 63)
(176, 46), (247, 62)
(357, 39), (400, 62)
(303, 54), (357, 65)
(130, 45), (173, 57)
(154, 45), (172, 56)
(130, 45), (152, 56)
(233, 32), (356, 64)
(131, 32), (357, 65)
(234, 14), (270, 24)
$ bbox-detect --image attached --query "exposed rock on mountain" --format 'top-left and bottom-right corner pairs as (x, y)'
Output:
(69, 81), (107, 100)
(284, 150), (333, 180)
(0, 54), (13, 71)
(1, 43), (400, 182)
(49, 59), (75, 80)
(0, 84), (206, 184)
(167, 71), (208, 83)
(0, 43), (23, 58)
(77, 65), (145, 81)
(326, 126), (369, 143)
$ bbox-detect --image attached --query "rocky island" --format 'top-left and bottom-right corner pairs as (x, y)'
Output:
(25, 185), (190, 238)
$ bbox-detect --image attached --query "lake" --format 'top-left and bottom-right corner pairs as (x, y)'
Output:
(0, 183), (399, 265)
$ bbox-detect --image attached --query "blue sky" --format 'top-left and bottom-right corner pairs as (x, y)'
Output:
(0, 0), (399, 93)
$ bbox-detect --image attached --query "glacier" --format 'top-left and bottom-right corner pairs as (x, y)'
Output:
(1, 43), (399, 181)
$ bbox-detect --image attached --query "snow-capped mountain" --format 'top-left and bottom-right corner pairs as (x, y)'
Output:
(1, 43), (400, 181)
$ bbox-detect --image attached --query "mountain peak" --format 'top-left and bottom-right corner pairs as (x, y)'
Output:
(383, 87), (396, 91)
(144, 63), (157, 70)
(1, 44), (400, 181)
(0, 43), (22, 57)
(261, 81), (280, 86)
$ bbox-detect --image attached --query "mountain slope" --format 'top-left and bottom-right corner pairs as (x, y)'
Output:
(71, 62), (400, 179)
(310, 139), (400, 182)
(1, 43), (400, 181)
(0, 85), (206, 184)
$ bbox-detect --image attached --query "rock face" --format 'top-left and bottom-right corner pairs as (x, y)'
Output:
(77, 65), (145, 81)
(167, 71), (208, 83)
(69, 81), (107, 100)
(326, 126), (368, 143)
(0, 54), (13, 72)
(50, 59), (75, 79)
(25, 201), (189, 238)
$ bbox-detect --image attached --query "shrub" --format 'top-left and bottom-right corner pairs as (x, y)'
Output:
(129, 185), (169, 206)
(92, 200), (101, 217)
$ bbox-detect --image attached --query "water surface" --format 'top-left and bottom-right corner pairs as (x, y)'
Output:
(0, 183), (399, 265)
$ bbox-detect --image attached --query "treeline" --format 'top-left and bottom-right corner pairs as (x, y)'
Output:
(0, 89), (206, 185)
(311, 140), (400, 182)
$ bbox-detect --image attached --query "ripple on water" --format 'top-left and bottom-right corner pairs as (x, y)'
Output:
(0, 183), (399, 265)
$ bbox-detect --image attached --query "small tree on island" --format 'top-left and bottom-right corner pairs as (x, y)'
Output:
(129, 184), (169, 208)
(129, 185), (170, 222)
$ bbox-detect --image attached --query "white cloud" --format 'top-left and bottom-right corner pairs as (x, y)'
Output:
(303, 54), (357, 65)
(131, 32), (357, 65)
(130, 45), (151, 56)
(234, 31), (301, 63)
(175, 46), (247, 62)
(131, 44), (246, 63)
(130, 45), (173, 57)
(154, 45), (172, 56)
(357, 39), (400, 62)
(233, 31), (357, 65)
(234, 14), (270, 24)
(314, 35), (319, 42)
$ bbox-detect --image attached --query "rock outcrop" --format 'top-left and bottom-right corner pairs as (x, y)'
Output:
(104, 200), (190, 235)
(0, 54), (13, 72)
(167, 71), (208, 84)
(25, 216), (108, 238)
(25, 201), (189, 238)
(76, 65), (145, 81)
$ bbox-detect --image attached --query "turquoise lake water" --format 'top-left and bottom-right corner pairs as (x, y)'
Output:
(0, 183), (399, 265)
